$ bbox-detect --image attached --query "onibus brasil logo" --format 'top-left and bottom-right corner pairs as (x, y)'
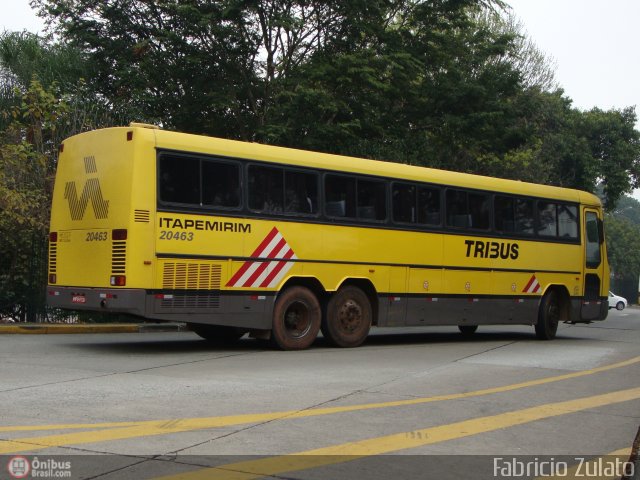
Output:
(7, 456), (72, 478)
(64, 155), (109, 220)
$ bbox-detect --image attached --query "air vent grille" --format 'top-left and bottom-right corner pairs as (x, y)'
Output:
(134, 210), (150, 223)
(160, 294), (220, 309)
(162, 262), (222, 290)
(111, 241), (127, 274)
(48, 242), (57, 274)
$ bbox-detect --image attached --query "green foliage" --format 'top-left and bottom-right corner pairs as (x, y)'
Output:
(0, 32), (125, 321)
(0, 79), (61, 321)
(611, 194), (640, 225)
(605, 214), (640, 281)
(578, 107), (640, 209)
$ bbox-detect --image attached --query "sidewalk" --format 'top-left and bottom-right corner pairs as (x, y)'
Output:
(0, 322), (187, 334)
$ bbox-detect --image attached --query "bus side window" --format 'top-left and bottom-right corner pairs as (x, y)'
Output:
(558, 204), (578, 238)
(469, 192), (490, 229)
(284, 170), (318, 215)
(495, 195), (515, 232)
(446, 189), (469, 228)
(202, 160), (240, 208)
(325, 175), (356, 218)
(417, 186), (440, 225)
(446, 189), (489, 230)
(515, 198), (534, 234)
(392, 183), (415, 223)
(357, 179), (386, 221)
(537, 201), (558, 237)
(158, 154), (200, 205)
(249, 165), (284, 213)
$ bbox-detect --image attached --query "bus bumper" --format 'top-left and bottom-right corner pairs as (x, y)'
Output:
(47, 286), (147, 317)
(46, 287), (273, 329)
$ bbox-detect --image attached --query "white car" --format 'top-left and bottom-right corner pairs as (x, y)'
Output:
(608, 291), (627, 311)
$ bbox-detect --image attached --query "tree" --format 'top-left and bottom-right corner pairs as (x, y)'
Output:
(605, 214), (640, 280)
(0, 32), (125, 321)
(0, 79), (62, 321)
(578, 107), (640, 210)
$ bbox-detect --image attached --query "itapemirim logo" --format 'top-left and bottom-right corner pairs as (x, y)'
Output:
(64, 155), (110, 220)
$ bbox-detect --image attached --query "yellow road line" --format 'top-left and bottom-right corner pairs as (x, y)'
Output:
(1, 355), (639, 453)
(0, 422), (145, 433)
(156, 388), (640, 480)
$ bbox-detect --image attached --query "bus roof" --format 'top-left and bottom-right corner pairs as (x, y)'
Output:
(74, 125), (604, 207)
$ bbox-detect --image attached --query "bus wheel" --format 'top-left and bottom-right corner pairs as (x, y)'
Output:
(190, 324), (246, 344)
(271, 286), (321, 350)
(322, 286), (371, 348)
(535, 290), (560, 340)
(458, 325), (478, 335)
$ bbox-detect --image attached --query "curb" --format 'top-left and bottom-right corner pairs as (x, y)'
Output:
(0, 323), (187, 334)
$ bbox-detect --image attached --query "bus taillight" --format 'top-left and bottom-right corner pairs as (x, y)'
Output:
(110, 275), (126, 286)
(48, 274), (57, 284)
(112, 229), (128, 240)
(49, 232), (57, 242)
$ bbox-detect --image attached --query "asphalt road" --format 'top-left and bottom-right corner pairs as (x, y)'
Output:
(1, 309), (639, 479)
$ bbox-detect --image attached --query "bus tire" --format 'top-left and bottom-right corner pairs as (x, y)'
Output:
(535, 290), (560, 340)
(458, 325), (478, 335)
(271, 286), (321, 350)
(322, 286), (371, 348)
(190, 324), (246, 344)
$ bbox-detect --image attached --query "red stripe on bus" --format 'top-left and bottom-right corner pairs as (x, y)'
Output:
(523, 275), (536, 293)
(259, 249), (295, 288)
(243, 238), (288, 287)
(251, 227), (280, 257)
(226, 227), (280, 286)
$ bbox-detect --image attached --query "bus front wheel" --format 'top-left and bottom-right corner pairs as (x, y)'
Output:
(322, 286), (372, 348)
(271, 286), (321, 350)
(535, 290), (560, 340)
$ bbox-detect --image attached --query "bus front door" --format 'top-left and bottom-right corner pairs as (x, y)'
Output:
(581, 209), (605, 320)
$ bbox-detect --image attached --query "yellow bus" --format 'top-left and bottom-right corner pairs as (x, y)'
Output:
(47, 124), (609, 349)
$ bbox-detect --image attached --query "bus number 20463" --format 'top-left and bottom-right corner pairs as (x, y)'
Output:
(159, 231), (194, 241)
(86, 232), (108, 241)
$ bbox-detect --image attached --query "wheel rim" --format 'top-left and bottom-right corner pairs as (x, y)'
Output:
(284, 301), (312, 338)
(337, 299), (364, 333)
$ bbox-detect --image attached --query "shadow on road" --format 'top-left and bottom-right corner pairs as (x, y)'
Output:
(60, 327), (593, 355)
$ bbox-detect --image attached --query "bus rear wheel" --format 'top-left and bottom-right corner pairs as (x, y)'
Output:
(190, 324), (246, 344)
(322, 286), (371, 348)
(271, 286), (321, 350)
(535, 290), (560, 340)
